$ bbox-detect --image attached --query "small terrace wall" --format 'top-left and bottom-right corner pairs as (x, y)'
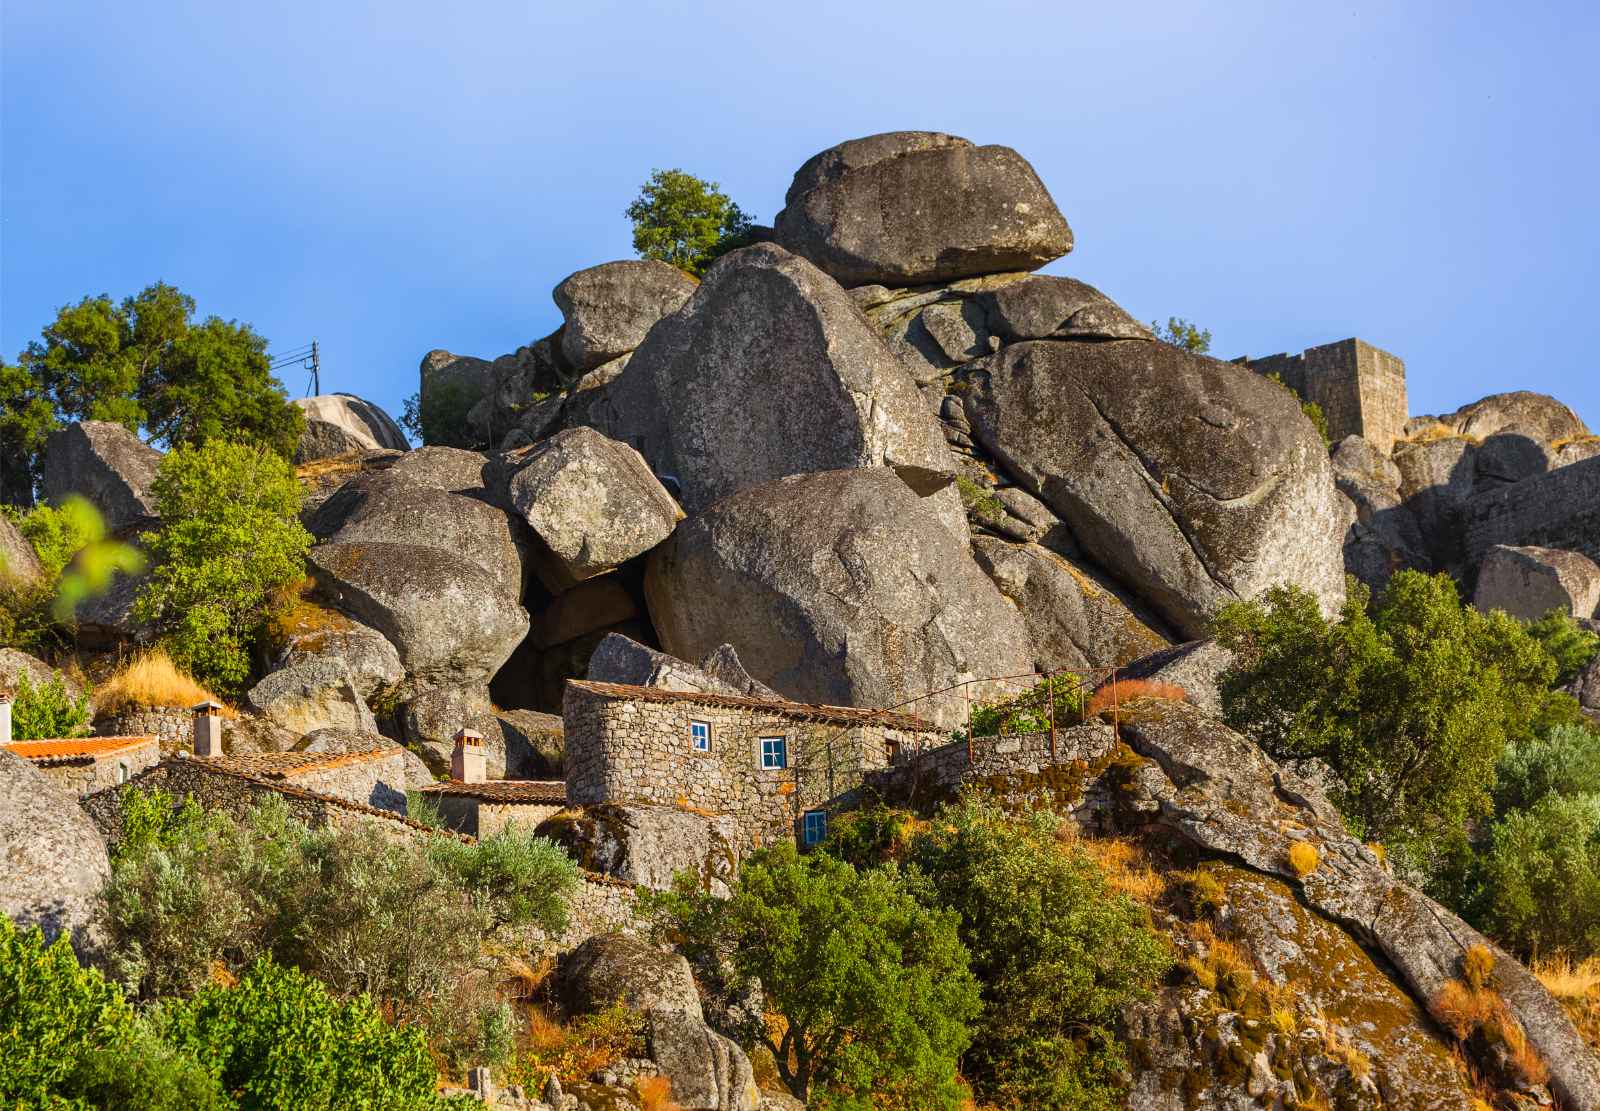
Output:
(866, 723), (1119, 815)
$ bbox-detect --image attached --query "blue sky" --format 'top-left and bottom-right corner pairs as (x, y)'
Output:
(4, 1), (1598, 432)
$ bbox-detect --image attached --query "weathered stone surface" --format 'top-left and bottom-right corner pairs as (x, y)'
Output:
(0, 749), (111, 955)
(0, 648), (85, 702)
(529, 577), (640, 650)
(538, 803), (738, 896)
(962, 339), (1346, 637)
(418, 349), (498, 445)
(553, 260), (699, 374)
(696, 644), (781, 700)
(70, 565), (155, 649)
(465, 333), (572, 448)
(505, 428), (681, 587)
(266, 600), (404, 701)
(245, 657), (378, 735)
(1475, 429), (1551, 486)
(1573, 654), (1600, 714)
(1115, 639), (1233, 717)
(645, 468), (1032, 725)
(1555, 436), (1600, 469)
(0, 516), (42, 585)
(384, 446), (491, 494)
(851, 276), (1018, 385)
(313, 473), (526, 597)
(774, 131), (1072, 286)
(307, 541), (528, 685)
(559, 932), (704, 1019)
(400, 683), (500, 764)
(292, 394), (409, 462)
(1393, 435), (1480, 572)
(1434, 391), (1589, 443)
(39, 421), (161, 534)
(495, 708), (564, 778)
(976, 274), (1153, 343)
(297, 727), (435, 789)
(1330, 435), (1428, 589)
(1473, 544), (1600, 622)
(1114, 698), (1600, 1111)
(586, 633), (757, 698)
(971, 536), (1168, 671)
(582, 244), (962, 536)
(646, 1007), (760, 1111)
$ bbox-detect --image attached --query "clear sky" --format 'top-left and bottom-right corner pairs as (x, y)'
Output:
(4, 1), (1597, 433)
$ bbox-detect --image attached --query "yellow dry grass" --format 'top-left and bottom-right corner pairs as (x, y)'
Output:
(1075, 835), (1167, 904)
(1461, 944), (1496, 991)
(95, 649), (234, 717)
(1535, 955), (1600, 1054)
(635, 1076), (682, 1111)
(1287, 841), (1319, 877)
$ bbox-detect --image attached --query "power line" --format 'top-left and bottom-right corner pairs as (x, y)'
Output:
(266, 340), (320, 395)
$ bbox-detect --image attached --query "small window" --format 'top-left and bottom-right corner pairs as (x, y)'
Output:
(116, 762), (130, 785)
(802, 810), (828, 846)
(884, 738), (902, 765)
(759, 736), (788, 770)
(690, 720), (711, 752)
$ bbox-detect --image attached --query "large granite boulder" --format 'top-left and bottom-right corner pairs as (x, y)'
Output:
(962, 339), (1346, 638)
(976, 274), (1153, 343)
(1473, 544), (1600, 622)
(311, 472), (526, 597)
(0, 749), (111, 955)
(646, 1008), (760, 1111)
(383, 446), (491, 493)
(850, 273), (1017, 386)
(1433, 391), (1589, 443)
(1393, 436), (1479, 572)
(528, 577), (641, 650)
(0, 516), (42, 585)
(559, 932), (704, 1019)
(265, 598), (404, 700)
(417, 350), (501, 447)
(537, 803), (739, 896)
(39, 421), (161, 534)
(495, 709), (565, 778)
(586, 633), (778, 699)
(773, 131), (1073, 287)
(1474, 430), (1552, 487)
(292, 394), (408, 462)
(245, 658), (378, 735)
(307, 542), (528, 685)
(553, 260), (699, 374)
(1329, 435), (1428, 589)
(398, 683), (499, 766)
(583, 243), (962, 536)
(0, 648), (86, 703)
(971, 536), (1168, 671)
(645, 468), (1032, 725)
(1113, 639), (1233, 717)
(504, 428), (681, 588)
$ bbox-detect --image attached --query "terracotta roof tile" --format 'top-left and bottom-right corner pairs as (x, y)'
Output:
(4, 736), (157, 765)
(420, 779), (567, 804)
(565, 680), (941, 732)
(198, 748), (404, 780)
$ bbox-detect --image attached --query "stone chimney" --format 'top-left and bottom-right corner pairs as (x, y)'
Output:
(0, 693), (11, 747)
(451, 728), (485, 783)
(191, 700), (224, 757)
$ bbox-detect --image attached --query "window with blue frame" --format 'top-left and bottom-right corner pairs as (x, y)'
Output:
(690, 720), (711, 752)
(802, 810), (827, 846)
(759, 736), (788, 769)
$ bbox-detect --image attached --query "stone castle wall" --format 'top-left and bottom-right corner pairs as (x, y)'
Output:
(563, 685), (938, 851)
(1465, 454), (1600, 567)
(1249, 338), (1407, 453)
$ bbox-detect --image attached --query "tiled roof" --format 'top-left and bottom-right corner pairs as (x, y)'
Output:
(566, 680), (942, 733)
(420, 779), (567, 804)
(4, 736), (157, 766)
(196, 747), (404, 780)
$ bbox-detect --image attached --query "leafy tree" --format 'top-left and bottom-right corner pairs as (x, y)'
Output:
(400, 382), (480, 449)
(132, 441), (310, 693)
(1525, 609), (1600, 687)
(1493, 724), (1600, 816)
(1468, 794), (1600, 958)
(625, 169), (754, 277)
(646, 841), (980, 1109)
(0, 359), (55, 507)
(9, 671), (91, 741)
(5, 499), (100, 580)
(1149, 316), (1211, 354)
(903, 802), (1171, 1111)
(1212, 571), (1580, 863)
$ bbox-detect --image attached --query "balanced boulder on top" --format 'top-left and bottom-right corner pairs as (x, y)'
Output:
(553, 259), (698, 374)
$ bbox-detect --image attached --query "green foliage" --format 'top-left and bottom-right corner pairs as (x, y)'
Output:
(13, 283), (302, 459)
(1493, 724), (1600, 816)
(1149, 316), (1211, 354)
(1526, 609), (1600, 687)
(133, 441), (310, 694)
(405, 789), (445, 829)
(504, 1003), (646, 1088)
(1265, 372), (1331, 446)
(0, 358), (57, 506)
(955, 475), (1005, 524)
(904, 802), (1171, 1110)
(102, 791), (576, 1069)
(5, 499), (98, 580)
(1, 496), (146, 628)
(1212, 571), (1579, 862)
(9, 670), (91, 741)
(625, 168), (754, 277)
(156, 958), (440, 1109)
(1468, 794), (1600, 959)
(400, 382), (481, 449)
(960, 674), (1087, 741)
(645, 841), (980, 1109)
(818, 804), (923, 870)
(66, 1012), (228, 1110)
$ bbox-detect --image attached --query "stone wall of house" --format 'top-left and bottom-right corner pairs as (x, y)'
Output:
(563, 686), (938, 851)
(478, 800), (564, 837)
(291, 751), (409, 814)
(1465, 454), (1600, 567)
(32, 739), (160, 797)
(866, 723), (1119, 815)
(546, 874), (641, 952)
(93, 707), (191, 755)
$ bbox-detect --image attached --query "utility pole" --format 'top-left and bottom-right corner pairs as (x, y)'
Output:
(308, 341), (321, 396)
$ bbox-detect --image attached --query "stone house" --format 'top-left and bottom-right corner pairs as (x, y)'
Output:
(562, 679), (945, 851)
(1, 735), (161, 796)
(421, 728), (567, 836)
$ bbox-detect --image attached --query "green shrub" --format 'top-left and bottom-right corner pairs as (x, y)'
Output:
(1493, 724), (1600, 816)
(5, 499), (97, 580)
(1149, 316), (1211, 354)
(1526, 609), (1600, 687)
(904, 801), (1172, 1110)
(818, 804), (922, 869)
(133, 440), (310, 695)
(1212, 571), (1580, 864)
(625, 168), (754, 277)
(1468, 793), (1600, 959)
(0, 578), (59, 654)
(955, 476), (1005, 524)
(961, 673), (1087, 741)
(645, 841), (980, 1110)
(400, 381), (480, 449)
(156, 958), (440, 1109)
(9, 670), (91, 740)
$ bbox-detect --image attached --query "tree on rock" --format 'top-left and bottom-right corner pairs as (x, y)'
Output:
(625, 169), (754, 276)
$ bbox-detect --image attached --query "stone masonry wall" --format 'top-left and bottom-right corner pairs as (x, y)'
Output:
(1249, 338), (1408, 453)
(93, 707), (191, 755)
(32, 738), (160, 797)
(478, 800), (564, 836)
(866, 723), (1118, 814)
(290, 751), (408, 814)
(563, 686), (938, 851)
(1465, 454), (1600, 567)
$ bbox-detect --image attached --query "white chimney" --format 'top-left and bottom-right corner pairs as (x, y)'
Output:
(0, 694), (11, 747)
(191, 700), (224, 757)
(452, 728), (485, 783)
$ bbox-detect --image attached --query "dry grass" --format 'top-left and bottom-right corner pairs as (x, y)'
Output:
(294, 451), (384, 481)
(1171, 868), (1227, 918)
(1365, 841), (1387, 869)
(635, 1075), (682, 1111)
(1432, 980), (1502, 1040)
(1076, 835), (1167, 904)
(1085, 678), (1188, 718)
(1462, 944), (1496, 992)
(499, 954), (554, 1004)
(1287, 841), (1319, 877)
(1535, 956), (1600, 1054)
(94, 648), (234, 716)
(1399, 423), (1478, 446)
